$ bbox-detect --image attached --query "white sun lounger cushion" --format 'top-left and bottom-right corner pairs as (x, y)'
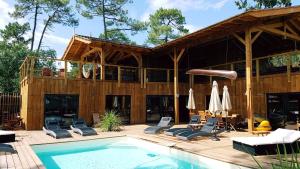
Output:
(0, 130), (15, 135)
(231, 128), (300, 146)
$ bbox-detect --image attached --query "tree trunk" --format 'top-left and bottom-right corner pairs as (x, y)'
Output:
(31, 4), (39, 51)
(102, 0), (107, 39)
(37, 17), (51, 52)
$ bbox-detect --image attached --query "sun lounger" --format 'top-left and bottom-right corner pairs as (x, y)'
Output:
(176, 118), (224, 141)
(232, 128), (300, 155)
(43, 119), (72, 139)
(0, 144), (16, 153)
(164, 115), (200, 136)
(70, 118), (97, 136)
(0, 130), (15, 143)
(144, 117), (172, 134)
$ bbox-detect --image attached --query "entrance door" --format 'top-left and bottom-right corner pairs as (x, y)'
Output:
(146, 95), (174, 123)
(267, 93), (300, 129)
(44, 94), (79, 129)
(179, 95), (189, 123)
(105, 95), (131, 124)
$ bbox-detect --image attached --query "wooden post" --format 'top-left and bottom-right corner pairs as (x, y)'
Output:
(256, 59), (260, 83)
(245, 28), (254, 132)
(101, 49), (105, 80)
(118, 66), (121, 87)
(140, 68), (143, 88)
(93, 61), (96, 83)
(173, 49), (179, 124)
(64, 61), (68, 85)
(173, 48), (185, 125)
(78, 61), (83, 79)
(143, 68), (147, 88)
(287, 55), (291, 82)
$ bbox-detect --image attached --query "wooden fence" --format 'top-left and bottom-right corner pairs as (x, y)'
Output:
(0, 93), (21, 125)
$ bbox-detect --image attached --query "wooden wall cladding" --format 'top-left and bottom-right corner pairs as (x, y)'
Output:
(21, 72), (300, 130)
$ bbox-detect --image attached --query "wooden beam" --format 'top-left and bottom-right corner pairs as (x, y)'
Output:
(289, 20), (300, 31)
(176, 48), (185, 62)
(232, 33), (245, 45)
(251, 31), (262, 44)
(285, 23), (298, 36)
(80, 47), (101, 61)
(259, 26), (300, 41)
(64, 61), (68, 85)
(167, 69), (170, 89)
(143, 68), (147, 88)
(245, 28), (254, 132)
(173, 49), (179, 125)
(101, 48), (105, 80)
(168, 54), (174, 61)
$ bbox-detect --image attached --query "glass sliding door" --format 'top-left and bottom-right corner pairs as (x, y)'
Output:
(146, 95), (174, 123)
(105, 95), (131, 124)
(44, 94), (79, 129)
(267, 93), (300, 129)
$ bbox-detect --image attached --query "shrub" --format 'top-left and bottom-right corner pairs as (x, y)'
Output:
(100, 110), (121, 132)
(253, 144), (300, 169)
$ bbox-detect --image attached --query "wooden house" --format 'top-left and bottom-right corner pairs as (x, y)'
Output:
(20, 6), (300, 130)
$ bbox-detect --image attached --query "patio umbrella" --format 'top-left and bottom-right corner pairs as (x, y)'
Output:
(186, 88), (196, 114)
(209, 81), (222, 116)
(222, 85), (232, 132)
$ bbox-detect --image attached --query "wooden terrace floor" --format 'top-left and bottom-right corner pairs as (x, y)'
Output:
(0, 125), (279, 169)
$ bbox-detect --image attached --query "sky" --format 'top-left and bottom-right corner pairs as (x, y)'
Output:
(1, 0), (300, 57)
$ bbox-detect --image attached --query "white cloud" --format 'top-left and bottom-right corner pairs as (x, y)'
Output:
(185, 24), (201, 33)
(0, 0), (14, 29)
(142, 0), (230, 21)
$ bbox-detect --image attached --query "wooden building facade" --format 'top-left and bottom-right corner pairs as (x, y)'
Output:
(20, 6), (300, 130)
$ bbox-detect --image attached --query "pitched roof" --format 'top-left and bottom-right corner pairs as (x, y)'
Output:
(62, 5), (300, 60)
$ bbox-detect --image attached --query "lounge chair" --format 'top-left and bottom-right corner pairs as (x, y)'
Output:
(164, 115), (200, 136)
(0, 130), (15, 143)
(176, 118), (225, 141)
(43, 119), (72, 139)
(144, 117), (172, 134)
(70, 118), (97, 136)
(0, 144), (16, 153)
(232, 128), (300, 155)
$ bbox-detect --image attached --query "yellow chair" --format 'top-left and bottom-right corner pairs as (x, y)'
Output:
(255, 120), (272, 131)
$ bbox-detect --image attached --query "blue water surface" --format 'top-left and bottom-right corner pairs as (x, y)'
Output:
(32, 137), (207, 169)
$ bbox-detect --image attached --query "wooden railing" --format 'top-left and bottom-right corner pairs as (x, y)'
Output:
(19, 57), (180, 87)
(0, 93), (20, 125)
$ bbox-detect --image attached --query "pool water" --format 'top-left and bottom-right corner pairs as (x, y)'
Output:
(32, 137), (247, 169)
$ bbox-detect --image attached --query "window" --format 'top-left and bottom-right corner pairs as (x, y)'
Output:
(44, 94), (79, 129)
(260, 56), (287, 75)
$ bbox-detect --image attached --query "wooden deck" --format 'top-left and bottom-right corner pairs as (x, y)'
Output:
(0, 125), (279, 169)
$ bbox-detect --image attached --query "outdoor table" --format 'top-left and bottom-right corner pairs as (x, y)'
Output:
(188, 124), (203, 130)
(252, 130), (270, 136)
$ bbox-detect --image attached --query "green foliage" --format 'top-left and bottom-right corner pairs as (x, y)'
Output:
(10, 0), (45, 50)
(253, 144), (300, 169)
(99, 29), (136, 45)
(147, 8), (189, 45)
(76, 0), (147, 42)
(0, 22), (30, 92)
(33, 49), (57, 72)
(68, 63), (80, 79)
(100, 110), (121, 131)
(11, 0), (78, 51)
(235, 0), (292, 10)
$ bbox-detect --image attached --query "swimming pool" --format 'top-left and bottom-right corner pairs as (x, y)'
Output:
(32, 137), (248, 169)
